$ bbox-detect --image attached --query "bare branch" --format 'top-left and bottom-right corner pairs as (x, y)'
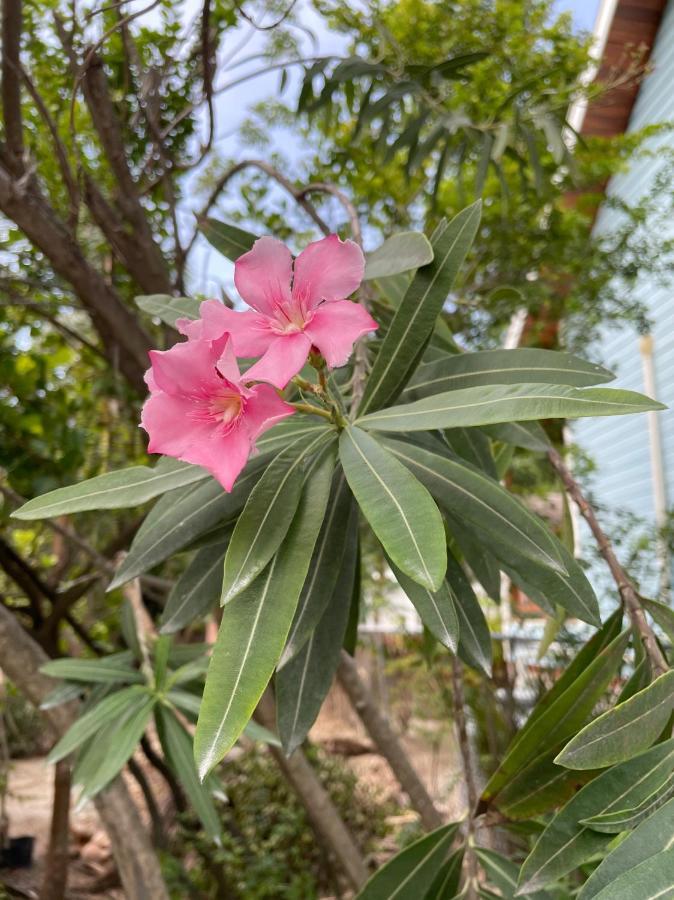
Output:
(547, 446), (669, 676)
(1, 0), (24, 171)
(297, 182), (362, 246)
(232, 0), (298, 31)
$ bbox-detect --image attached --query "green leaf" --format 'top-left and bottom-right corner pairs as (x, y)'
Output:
(382, 438), (565, 575)
(484, 629), (630, 801)
(476, 847), (550, 900)
(364, 231), (434, 280)
(590, 847), (674, 900)
(47, 686), (149, 763)
(580, 773), (674, 833)
(279, 476), (355, 668)
(355, 823), (458, 899)
(642, 597), (674, 645)
(502, 542), (601, 627)
(578, 797), (674, 898)
(160, 540), (230, 634)
(358, 202), (482, 414)
(73, 693), (156, 798)
(446, 550), (492, 675)
(156, 706), (222, 843)
(220, 433), (331, 604)
(198, 217), (257, 261)
(556, 670), (674, 770)
(12, 458), (207, 520)
(494, 749), (593, 820)
(109, 455), (270, 590)
(517, 739), (674, 894)
(405, 349), (614, 399)
(447, 522), (501, 600)
(390, 561), (459, 653)
(40, 657), (142, 685)
(423, 848), (464, 899)
(243, 719), (282, 747)
(277, 529), (358, 755)
(339, 428), (446, 591)
(357, 384), (665, 433)
(194, 446), (335, 777)
(40, 682), (83, 710)
(135, 294), (201, 327)
(444, 428), (497, 479)
(481, 421), (551, 452)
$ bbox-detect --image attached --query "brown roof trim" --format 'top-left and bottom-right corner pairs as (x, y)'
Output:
(581, 0), (669, 137)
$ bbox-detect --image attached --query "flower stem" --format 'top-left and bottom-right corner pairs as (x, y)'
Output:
(291, 402), (334, 421)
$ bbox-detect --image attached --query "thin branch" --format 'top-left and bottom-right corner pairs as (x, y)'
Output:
(297, 182), (362, 246)
(232, 0), (298, 31)
(547, 446), (669, 676)
(18, 62), (80, 227)
(450, 655), (479, 899)
(1, 0), (24, 171)
(186, 158), (330, 257)
(6, 295), (105, 358)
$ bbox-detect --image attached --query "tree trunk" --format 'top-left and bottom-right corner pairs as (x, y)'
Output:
(255, 689), (368, 892)
(40, 760), (71, 900)
(0, 604), (169, 900)
(338, 650), (444, 830)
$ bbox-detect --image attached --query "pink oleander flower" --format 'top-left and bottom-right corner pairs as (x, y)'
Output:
(178, 234), (378, 389)
(140, 332), (295, 491)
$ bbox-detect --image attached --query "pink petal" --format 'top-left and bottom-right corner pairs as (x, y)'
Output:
(215, 335), (243, 385)
(148, 340), (221, 398)
(244, 384), (296, 442)
(180, 425), (253, 493)
(304, 301), (378, 369)
(243, 332), (312, 389)
(292, 235), (365, 310)
(178, 300), (273, 357)
(140, 392), (213, 457)
(234, 236), (293, 316)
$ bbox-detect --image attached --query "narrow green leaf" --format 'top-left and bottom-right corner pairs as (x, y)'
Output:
(277, 530), (358, 755)
(279, 476), (355, 668)
(220, 433), (330, 604)
(156, 706), (222, 843)
(382, 438), (565, 575)
(12, 458), (207, 520)
(243, 719), (282, 747)
(423, 848), (464, 899)
(40, 657), (142, 685)
(40, 682), (83, 710)
(195, 447), (335, 777)
(485, 629), (630, 800)
(358, 384), (665, 433)
(444, 428), (497, 479)
(476, 847), (551, 900)
(405, 349), (614, 399)
(198, 217), (257, 261)
(364, 231), (434, 280)
(356, 823), (458, 900)
(339, 428), (446, 591)
(358, 201), (482, 414)
(556, 670), (674, 770)
(446, 550), (492, 675)
(642, 597), (674, 645)
(502, 543), (601, 627)
(494, 749), (593, 820)
(590, 847), (674, 900)
(578, 797), (674, 898)
(109, 454), (270, 590)
(447, 521), (501, 600)
(73, 694), (155, 798)
(481, 421), (551, 452)
(160, 540), (230, 634)
(517, 739), (674, 894)
(390, 561), (459, 653)
(135, 294), (201, 327)
(47, 686), (148, 763)
(581, 773), (674, 833)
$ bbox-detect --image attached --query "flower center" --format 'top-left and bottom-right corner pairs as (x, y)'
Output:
(209, 389), (243, 427)
(271, 300), (311, 334)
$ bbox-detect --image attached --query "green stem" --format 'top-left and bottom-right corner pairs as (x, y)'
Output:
(291, 402), (334, 421)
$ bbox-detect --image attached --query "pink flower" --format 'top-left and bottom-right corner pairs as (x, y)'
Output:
(178, 235), (378, 389)
(140, 333), (295, 491)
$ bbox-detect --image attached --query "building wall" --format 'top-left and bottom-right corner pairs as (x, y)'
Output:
(574, 0), (674, 542)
